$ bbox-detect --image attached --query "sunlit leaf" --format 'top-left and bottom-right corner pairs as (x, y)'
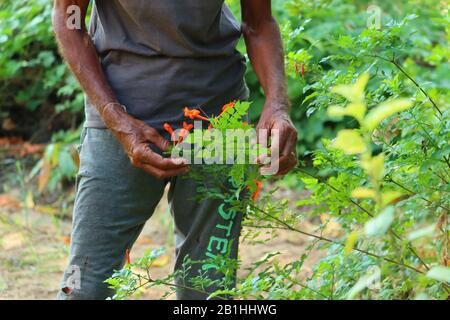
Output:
(351, 187), (376, 199)
(327, 105), (346, 118)
(381, 190), (406, 206)
(346, 103), (367, 122)
(364, 98), (413, 131)
(344, 230), (360, 255)
(360, 153), (385, 182)
(328, 102), (366, 123)
(332, 129), (366, 154)
(331, 73), (369, 103)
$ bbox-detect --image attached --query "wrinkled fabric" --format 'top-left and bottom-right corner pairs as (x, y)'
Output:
(85, 0), (249, 129)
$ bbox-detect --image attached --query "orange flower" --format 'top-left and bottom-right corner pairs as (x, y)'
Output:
(163, 123), (177, 145)
(177, 122), (194, 144)
(251, 179), (263, 202)
(208, 123), (213, 130)
(218, 101), (236, 118)
(184, 107), (209, 121)
(294, 62), (305, 78)
(183, 121), (194, 131)
(222, 101), (236, 111)
(163, 123), (174, 135)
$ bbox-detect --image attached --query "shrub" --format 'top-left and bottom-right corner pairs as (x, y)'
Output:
(0, 0), (83, 138)
(107, 0), (450, 300)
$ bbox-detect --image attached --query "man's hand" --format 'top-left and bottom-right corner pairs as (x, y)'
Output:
(241, 0), (298, 176)
(53, 1), (188, 180)
(105, 104), (189, 179)
(257, 101), (298, 176)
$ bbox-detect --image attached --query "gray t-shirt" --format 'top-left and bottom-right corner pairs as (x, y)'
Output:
(85, 0), (249, 129)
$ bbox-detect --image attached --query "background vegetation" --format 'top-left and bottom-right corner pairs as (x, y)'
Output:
(0, 0), (449, 299)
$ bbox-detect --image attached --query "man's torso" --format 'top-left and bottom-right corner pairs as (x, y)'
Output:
(85, 0), (249, 130)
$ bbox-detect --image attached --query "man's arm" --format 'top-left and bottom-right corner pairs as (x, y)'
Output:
(241, 0), (298, 176)
(52, 0), (188, 179)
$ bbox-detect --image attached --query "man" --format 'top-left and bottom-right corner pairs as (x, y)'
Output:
(53, 0), (297, 300)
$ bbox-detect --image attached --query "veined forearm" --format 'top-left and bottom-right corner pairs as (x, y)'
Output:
(52, 1), (123, 126)
(242, 13), (290, 112)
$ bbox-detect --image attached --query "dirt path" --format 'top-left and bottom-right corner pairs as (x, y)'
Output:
(0, 190), (322, 300)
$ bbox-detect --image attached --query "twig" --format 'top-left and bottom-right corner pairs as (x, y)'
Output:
(247, 203), (424, 274)
(295, 168), (431, 271)
(368, 54), (443, 116)
(128, 271), (229, 300)
(386, 176), (450, 212)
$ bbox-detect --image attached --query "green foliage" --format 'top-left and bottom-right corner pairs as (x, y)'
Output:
(3, 0), (448, 300)
(280, 0), (449, 155)
(29, 129), (81, 194)
(0, 0), (85, 193)
(107, 0), (449, 299)
(0, 0), (83, 124)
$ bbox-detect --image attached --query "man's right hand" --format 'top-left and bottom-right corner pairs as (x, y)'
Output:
(104, 103), (189, 179)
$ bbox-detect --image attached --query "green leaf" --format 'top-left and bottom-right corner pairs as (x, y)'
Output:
(364, 206), (395, 236)
(381, 190), (405, 207)
(360, 153), (385, 182)
(364, 98), (413, 131)
(351, 187), (376, 199)
(331, 73), (369, 103)
(332, 129), (366, 154)
(230, 164), (245, 187)
(328, 102), (366, 123)
(344, 230), (360, 254)
(327, 105), (346, 118)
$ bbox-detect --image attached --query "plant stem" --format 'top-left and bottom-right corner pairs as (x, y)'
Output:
(386, 176), (450, 212)
(130, 271), (229, 300)
(284, 274), (330, 299)
(369, 55), (443, 116)
(295, 168), (431, 271)
(247, 204), (424, 274)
